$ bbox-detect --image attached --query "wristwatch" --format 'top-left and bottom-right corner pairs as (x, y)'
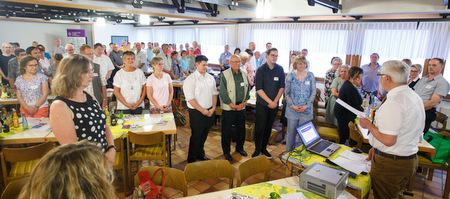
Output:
(106, 145), (117, 152)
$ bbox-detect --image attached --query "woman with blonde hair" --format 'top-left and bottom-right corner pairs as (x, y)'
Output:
(147, 57), (173, 114)
(285, 55), (316, 152)
(408, 64), (422, 89)
(325, 64), (349, 125)
(50, 54), (115, 165)
(19, 141), (115, 199)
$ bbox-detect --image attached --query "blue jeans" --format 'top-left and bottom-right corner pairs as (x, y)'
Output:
(286, 118), (308, 152)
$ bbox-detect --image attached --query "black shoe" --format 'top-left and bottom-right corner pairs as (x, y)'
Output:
(261, 150), (272, 159)
(251, 151), (260, 158)
(236, 149), (248, 157)
(224, 153), (232, 161)
(197, 155), (210, 161)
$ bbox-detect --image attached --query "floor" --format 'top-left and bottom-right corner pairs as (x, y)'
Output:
(115, 107), (447, 199)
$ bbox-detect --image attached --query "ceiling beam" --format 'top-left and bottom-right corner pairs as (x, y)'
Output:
(0, 0), (237, 23)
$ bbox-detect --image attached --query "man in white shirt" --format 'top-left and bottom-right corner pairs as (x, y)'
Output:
(156, 44), (172, 74)
(183, 55), (218, 163)
(248, 42), (257, 71)
(93, 43), (114, 81)
(134, 42), (147, 72)
(360, 60), (425, 199)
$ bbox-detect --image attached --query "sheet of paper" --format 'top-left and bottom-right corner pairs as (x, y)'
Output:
(162, 115), (173, 121)
(122, 115), (141, 122)
(331, 156), (370, 174)
(336, 98), (365, 118)
(340, 150), (368, 161)
(134, 117), (161, 126)
(281, 192), (307, 199)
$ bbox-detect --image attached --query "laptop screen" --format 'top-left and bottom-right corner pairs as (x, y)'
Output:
(296, 121), (321, 147)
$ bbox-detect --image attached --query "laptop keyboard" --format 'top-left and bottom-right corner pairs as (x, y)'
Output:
(310, 141), (333, 153)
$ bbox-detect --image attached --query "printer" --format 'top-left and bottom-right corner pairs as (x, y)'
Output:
(299, 162), (349, 199)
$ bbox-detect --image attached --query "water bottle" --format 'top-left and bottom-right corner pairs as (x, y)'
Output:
(22, 112), (28, 130)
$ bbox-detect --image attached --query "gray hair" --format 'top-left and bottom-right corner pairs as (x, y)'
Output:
(336, 64), (350, 77)
(381, 60), (409, 84)
(411, 64), (422, 73)
(65, 44), (74, 50)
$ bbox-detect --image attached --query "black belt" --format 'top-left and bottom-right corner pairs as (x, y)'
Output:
(374, 149), (416, 160)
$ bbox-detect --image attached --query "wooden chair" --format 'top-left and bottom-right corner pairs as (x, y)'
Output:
(127, 132), (166, 181)
(408, 131), (450, 199)
(1, 177), (28, 199)
(348, 121), (371, 153)
(313, 90), (340, 143)
(134, 166), (187, 197)
(113, 138), (127, 193)
(237, 155), (271, 187)
(1, 142), (54, 186)
(435, 111), (448, 133)
(184, 160), (234, 194)
(313, 88), (337, 129)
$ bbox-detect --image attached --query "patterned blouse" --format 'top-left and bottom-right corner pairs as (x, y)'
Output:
(15, 73), (49, 108)
(324, 69), (336, 103)
(285, 71), (316, 119)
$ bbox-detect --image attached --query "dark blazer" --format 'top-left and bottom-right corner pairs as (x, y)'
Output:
(334, 80), (364, 121)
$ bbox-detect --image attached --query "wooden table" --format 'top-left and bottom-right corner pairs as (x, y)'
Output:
(356, 124), (435, 153)
(182, 176), (356, 199)
(0, 118), (52, 145)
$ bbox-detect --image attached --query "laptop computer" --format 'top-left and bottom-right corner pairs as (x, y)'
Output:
(297, 121), (340, 157)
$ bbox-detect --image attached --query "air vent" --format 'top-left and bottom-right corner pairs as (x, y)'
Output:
(307, 181), (326, 195)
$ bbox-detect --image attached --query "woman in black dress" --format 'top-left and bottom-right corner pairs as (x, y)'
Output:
(334, 66), (364, 144)
(50, 54), (115, 166)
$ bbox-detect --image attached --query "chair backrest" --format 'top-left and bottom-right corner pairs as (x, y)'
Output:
(113, 138), (124, 169)
(237, 155), (271, 187)
(1, 142), (54, 163)
(1, 177), (28, 199)
(436, 111), (449, 132)
(128, 131), (165, 146)
(184, 160), (234, 189)
(348, 121), (363, 149)
(134, 166), (187, 197)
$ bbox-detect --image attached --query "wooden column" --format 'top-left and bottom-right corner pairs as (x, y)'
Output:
(346, 54), (361, 67)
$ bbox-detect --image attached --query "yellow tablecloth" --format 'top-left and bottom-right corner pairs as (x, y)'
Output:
(232, 182), (326, 199)
(0, 126), (28, 138)
(284, 145), (371, 199)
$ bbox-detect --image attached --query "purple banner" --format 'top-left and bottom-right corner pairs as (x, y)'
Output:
(67, 29), (85, 37)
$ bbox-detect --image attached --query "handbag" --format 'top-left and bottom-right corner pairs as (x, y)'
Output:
(421, 130), (450, 164)
(132, 168), (166, 199)
(171, 100), (186, 126)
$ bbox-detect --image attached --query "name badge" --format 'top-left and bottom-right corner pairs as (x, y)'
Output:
(425, 85), (432, 89)
(93, 73), (99, 77)
(305, 81), (310, 85)
(240, 82), (244, 87)
(274, 77), (279, 81)
(30, 85), (38, 89)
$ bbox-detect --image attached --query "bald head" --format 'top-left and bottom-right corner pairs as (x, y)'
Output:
(230, 55), (241, 72)
(249, 42), (255, 51)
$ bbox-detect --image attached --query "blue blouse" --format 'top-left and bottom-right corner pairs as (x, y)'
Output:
(178, 57), (189, 71)
(285, 71), (316, 119)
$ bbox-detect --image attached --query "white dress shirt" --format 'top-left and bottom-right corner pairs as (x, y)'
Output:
(93, 54), (114, 81)
(134, 50), (147, 72)
(183, 70), (219, 109)
(369, 85), (425, 156)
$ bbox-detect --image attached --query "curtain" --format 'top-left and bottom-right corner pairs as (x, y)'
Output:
(416, 22), (450, 59)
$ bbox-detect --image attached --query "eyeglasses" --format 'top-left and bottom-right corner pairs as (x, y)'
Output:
(410, 70), (419, 73)
(377, 73), (387, 76)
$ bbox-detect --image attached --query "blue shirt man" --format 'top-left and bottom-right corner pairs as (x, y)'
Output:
(361, 53), (381, 94)
(219, 45), (232, 71)
(146, 42), (154, 68)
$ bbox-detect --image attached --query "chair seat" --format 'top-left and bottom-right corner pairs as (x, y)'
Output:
(316, 126), (339, 143)
(418, 154), (448, 170)
(318, 108), (326, 117)
(318, 101), (326, 109)
(131, 143), (163, 157)
(9, 159), (40, 178)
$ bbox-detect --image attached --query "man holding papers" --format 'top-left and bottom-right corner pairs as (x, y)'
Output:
(359, 60), (425, 199)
